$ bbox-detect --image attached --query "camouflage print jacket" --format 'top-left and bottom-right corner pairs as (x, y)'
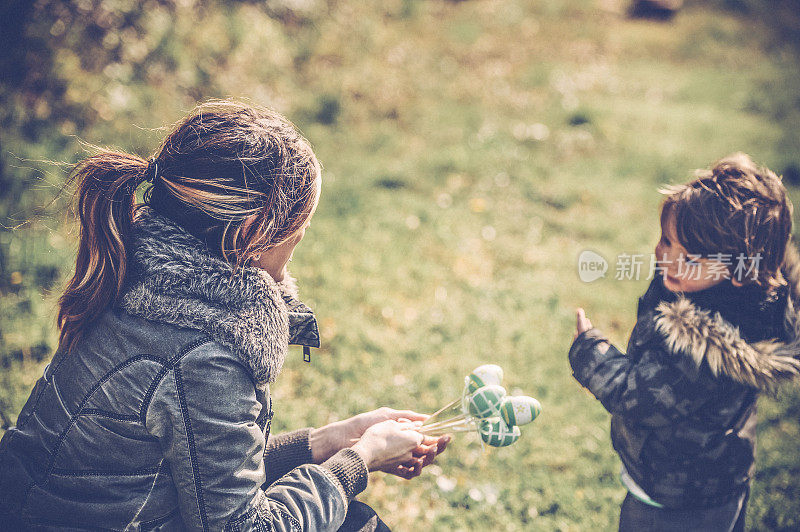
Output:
(569, 247), (800, 509)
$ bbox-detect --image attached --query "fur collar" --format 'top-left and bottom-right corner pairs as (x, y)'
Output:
(120, 208), (319, 385)
(654, 244), (800, 390)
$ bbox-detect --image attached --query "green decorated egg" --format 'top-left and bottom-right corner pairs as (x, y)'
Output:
(479, 419), (521, 447)
(467, 384), (507, 419)
(499, 396), (541, 426)
(466, 364), (504, 393)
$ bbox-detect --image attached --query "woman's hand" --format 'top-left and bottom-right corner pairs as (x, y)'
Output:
(388, 433), (451, 480)
(351, 420), (425, 475)
(309, 407), (450, 479)
(310, 407), (427, 463)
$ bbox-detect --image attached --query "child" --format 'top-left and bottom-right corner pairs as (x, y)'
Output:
(569, 153), (800, 531)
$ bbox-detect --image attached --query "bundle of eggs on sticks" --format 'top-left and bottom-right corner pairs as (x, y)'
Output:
(420, 364), (541, 447)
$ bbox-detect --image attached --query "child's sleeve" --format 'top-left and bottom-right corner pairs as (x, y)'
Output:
(568, 327), (711, 427)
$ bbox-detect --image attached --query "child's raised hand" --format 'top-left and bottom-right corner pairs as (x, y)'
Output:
(574, 308), (593, 340)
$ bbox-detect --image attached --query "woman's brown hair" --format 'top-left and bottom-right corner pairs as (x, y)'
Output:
(58, 101), (320, 353)
(660, 152), (793, 289)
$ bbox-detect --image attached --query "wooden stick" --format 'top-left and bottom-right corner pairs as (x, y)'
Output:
(422, 413), (470, 430)
(423, 397), (463, 426)
(421, 425), (476, 436)
(419, 417), (473, 433)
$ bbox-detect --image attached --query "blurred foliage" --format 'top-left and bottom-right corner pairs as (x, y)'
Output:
(1, 0), (800, 529)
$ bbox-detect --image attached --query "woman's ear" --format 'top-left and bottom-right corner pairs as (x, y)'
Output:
(239, 213), (262, 238)
(731, 276), (745, 287)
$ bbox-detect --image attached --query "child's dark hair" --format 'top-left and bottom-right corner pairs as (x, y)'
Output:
(660, 153), (793, 289)
(58, 100), (320, 354)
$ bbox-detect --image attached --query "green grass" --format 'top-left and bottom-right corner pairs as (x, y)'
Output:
(2, 0), (800, 529)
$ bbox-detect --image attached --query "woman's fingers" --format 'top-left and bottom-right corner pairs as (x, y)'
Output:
(411, 434), (451, 467)
(389, 433), (452, 478)
(383, 409), (428, 422)
(415, 435), (450, 453)
(384, 441), (450, 479)
(357, 408), (427, 431)
(400, 457), (424, 478)
(390, 463), (421, 480)
(436, 435), (451, 454)
(413, 444), (436, 456)
(420, 451), (436, 468)
(354, 419), (427, 471)
(413, 437), (439, 453)
(353, 418), (447, 475)
(412, 446), (437, 467)
(400, 421), (425, 446)
(378, 452), (419, 476)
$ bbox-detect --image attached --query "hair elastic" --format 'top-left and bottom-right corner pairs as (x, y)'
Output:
(143, 160), (158, 183)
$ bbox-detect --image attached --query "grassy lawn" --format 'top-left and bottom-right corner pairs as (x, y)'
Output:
(2, 0), (799, 529)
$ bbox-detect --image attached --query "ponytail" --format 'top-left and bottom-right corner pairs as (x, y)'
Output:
(57, 152), (150, 353)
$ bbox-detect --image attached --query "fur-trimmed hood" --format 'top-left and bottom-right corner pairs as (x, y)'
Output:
(120, 207), (320, 385)
(654, 244), (800, 390)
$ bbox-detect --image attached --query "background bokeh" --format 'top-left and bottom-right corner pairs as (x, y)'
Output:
(1, 0), (799, 529)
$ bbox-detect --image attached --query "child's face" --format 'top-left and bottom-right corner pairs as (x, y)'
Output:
(654, 213), (731, 293)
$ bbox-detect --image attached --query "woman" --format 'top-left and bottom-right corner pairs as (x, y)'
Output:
(0, 101), (448, 530)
